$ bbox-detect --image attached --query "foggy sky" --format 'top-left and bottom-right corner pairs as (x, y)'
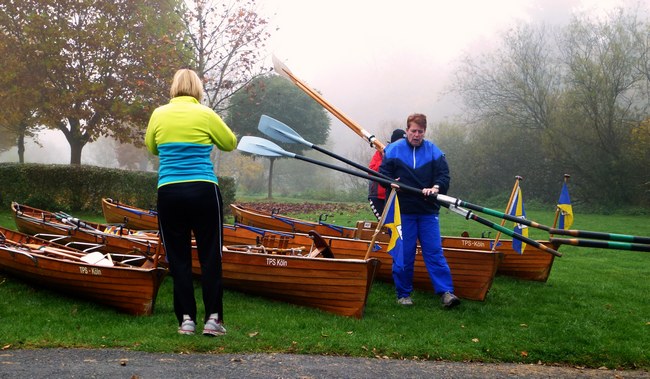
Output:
(260, 0), (633, 155)
(0, 0), (638, 164)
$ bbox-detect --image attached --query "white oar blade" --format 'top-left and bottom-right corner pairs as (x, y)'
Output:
(237, 136), (294, 158)
(272, 54), (293, 81)
(258, 115), (311, 146)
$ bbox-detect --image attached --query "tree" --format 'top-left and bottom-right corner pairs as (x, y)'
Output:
(453, 23), (560, 131)
(102, 0), (271, 172)
(0, 0), (190, 165)
(179, 0), (271, 112)
(0, 14), (45, 162)
(452, 8), (650, 207)
(554, 10), (649, 205)
(226, 75), (331, 198)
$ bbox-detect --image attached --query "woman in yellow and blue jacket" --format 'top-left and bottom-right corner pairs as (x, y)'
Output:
(145, 69), (237, 336)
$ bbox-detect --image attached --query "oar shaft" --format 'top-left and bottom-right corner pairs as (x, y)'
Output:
(293, 154), (419, 194)
(550, 238), (650, 252)
(435, 194), (551, 232)
(310, 145), (392, 181)
(549, 228), (650, 244)
(446, 205), (561, 257)
(275, 60), (385, 151)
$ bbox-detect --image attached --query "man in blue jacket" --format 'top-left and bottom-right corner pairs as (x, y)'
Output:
(379, 113), (460, 308)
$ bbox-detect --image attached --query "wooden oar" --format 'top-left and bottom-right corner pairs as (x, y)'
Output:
(436, 194), (650, 244)
(258, 114), (391, 182)
(550, 238), (650, 252)
(272, 55), (385, 151)
(237, 136), (562, 257)
(256, 119), (558, 238)
(23, 243), (84, 257)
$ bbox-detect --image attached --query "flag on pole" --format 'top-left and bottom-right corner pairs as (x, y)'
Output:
(557, 182), (574, 230)
(382, 192), (404, 271)
(507, 184), (528, 254)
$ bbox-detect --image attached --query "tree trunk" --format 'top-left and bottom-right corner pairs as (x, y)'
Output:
(17, 124), (25, 164)
(267, 157), (275, 199)
(69, 139), (84, 165)
(60, 117), (87, 165)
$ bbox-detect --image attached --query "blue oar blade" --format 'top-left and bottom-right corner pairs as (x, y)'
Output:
(237, 136), (294, 158)
(258, 115), (311, 146)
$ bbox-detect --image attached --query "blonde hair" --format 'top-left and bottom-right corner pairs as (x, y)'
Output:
(169, 69), (203, 101)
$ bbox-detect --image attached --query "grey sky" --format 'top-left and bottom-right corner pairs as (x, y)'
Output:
(259, 0), (635, 154)
(0, 0), (639, 164)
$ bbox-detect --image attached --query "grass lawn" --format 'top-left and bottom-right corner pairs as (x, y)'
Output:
(0, 203), (648, 370)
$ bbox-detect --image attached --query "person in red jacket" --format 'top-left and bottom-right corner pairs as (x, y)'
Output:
(368, 129), (406, 219)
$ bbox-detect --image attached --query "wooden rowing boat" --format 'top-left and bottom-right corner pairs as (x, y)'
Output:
(222, 224), (502, 302)
(13, 203), (380, 318)
(12, 202), (161, 258)
(0, 226), (167, 315)
(102, 198), (158, 231)
(102, 200), (503, 300)
(221, 245), (380, 318)
(231, 204), (558, 282)
(231, 203), (359, 238)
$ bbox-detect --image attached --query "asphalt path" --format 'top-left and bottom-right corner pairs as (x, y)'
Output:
(0, 349), (648, 378)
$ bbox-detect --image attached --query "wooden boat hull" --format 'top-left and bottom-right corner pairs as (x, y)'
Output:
(440, 237), (556, 282)
(221, 247), (380, 318)
(223, 224), (501, 301)
(233, 204), (557, 282)
(231, 203), (359, 238)
(102, 198), (158, 231)
(0, 227), (167, 315)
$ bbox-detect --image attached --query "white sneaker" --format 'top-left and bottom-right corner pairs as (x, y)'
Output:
(441, 292), (460, 308)
(203, 313), (227, 336)
(397, 296), (413, 306)
(178, 314), (195, 335)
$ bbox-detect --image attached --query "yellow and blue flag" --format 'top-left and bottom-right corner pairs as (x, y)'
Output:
(557, 182), (573, 230)
(507, 184), (528, 254)
(383, 192), (404, 270)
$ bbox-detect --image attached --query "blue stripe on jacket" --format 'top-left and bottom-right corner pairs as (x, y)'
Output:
(157, 143), (218, 187)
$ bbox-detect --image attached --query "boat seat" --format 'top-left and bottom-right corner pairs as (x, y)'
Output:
(307, 230), (334, 258)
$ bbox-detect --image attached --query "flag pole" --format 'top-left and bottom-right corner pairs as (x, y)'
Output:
(364, 188), (397, 259)
(492, 176), (523, 251)
(552, 174), (571, 231)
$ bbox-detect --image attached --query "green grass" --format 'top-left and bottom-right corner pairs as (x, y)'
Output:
(0, 206), (649, 370)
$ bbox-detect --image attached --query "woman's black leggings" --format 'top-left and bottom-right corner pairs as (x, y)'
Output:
(157, 181), (224, 325)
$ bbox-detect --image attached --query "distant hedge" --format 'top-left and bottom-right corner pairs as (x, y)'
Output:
(0, 163), (236, 214)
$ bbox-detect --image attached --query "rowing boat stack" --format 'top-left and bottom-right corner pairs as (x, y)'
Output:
(13, 202), (381, 318)
(103, 200), (503, 301)
(232, 204), (557, 282)
(222, 224), (501, 301)
(0, 226), (167, 315)
(12, 202), (161, 258)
